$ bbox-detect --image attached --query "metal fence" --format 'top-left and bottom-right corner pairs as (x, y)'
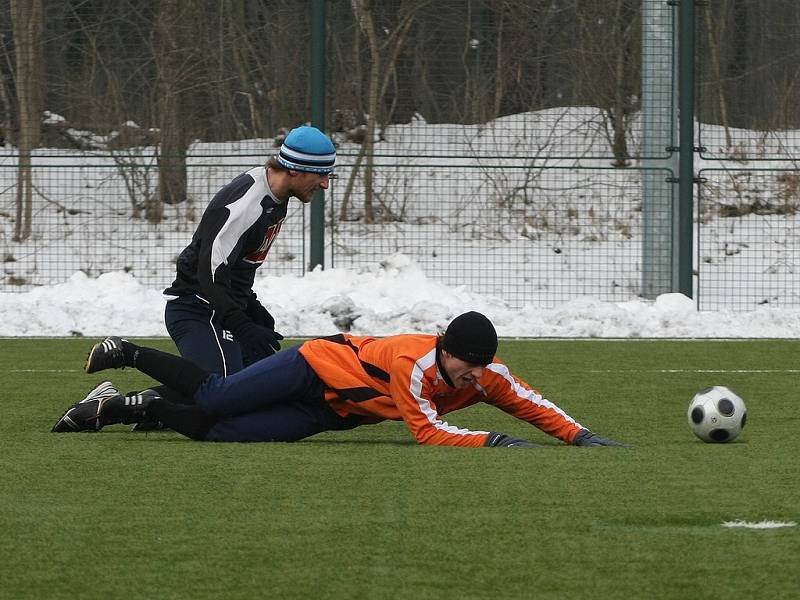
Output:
(1, 0), (798, 311)
(695, 1), (800, 309)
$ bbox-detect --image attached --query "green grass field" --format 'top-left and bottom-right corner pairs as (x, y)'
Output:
(1, 337), (798, 600)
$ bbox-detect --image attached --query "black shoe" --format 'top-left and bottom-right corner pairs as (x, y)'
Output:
(85, 337), (127, 374)
(101, 389), (160, 426)
(51, 381), (121, 432)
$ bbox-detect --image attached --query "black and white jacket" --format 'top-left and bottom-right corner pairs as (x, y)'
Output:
(164, 166), (286, 331)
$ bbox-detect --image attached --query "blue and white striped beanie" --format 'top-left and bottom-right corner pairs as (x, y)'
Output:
(276, 126), (336, 174)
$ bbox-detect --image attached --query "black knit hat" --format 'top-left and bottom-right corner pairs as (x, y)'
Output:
(440, 311), (498, 365)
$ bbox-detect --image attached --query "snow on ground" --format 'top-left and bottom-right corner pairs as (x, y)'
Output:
(1, 253), (797, 338)
(1, 107), (798, 335)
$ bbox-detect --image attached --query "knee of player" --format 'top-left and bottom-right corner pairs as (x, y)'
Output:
(193, 373), (226, 412)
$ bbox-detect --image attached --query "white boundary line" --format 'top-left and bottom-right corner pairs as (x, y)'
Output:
(503, 338), (800, 342)
(722, 520), (797, 529)
(1, 336), (800, 342)
(5, 369), (84, 373)
(5, 367), (800, 374)
(588, 368), (800, 373)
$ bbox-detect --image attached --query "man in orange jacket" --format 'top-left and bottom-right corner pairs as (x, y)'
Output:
(52, 312), (626, 448)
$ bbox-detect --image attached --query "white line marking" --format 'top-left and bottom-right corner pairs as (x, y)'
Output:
(5, 369), (83, 373)
(589, 369), (800, 374)
(6, 367), (800, 374)
(722, 520), (797, 529)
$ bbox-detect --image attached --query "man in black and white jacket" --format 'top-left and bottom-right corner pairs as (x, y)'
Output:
(163, 126), (336, 378)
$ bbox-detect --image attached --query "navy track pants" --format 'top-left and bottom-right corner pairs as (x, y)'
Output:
(194, 344), (363, 443)
(165, 295), (244, 376)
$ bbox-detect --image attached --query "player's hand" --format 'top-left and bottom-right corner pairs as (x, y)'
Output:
(572, 428), (629, 447)
(246, 295), (277, 330)
(233, 321), (283, 362)
(485, 432), (541, 448)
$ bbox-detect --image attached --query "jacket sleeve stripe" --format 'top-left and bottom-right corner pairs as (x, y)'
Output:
(486, 362), (580, 426)
(210, 177), (264, 283)
(409, 350), (488, 438)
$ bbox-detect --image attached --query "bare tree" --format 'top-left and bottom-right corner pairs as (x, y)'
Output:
(331, 12), (367, 222)
(350, 0), (381, 223)
(0, 20), (14, 146)
(491, 4), (506, 119)
(492, 0), (561, 119)
(606, 0), (637, 166)
(349, 0), (432, 223)
(153, 0), (188, 223)
(574, 0), (640, 166)
(10, 0), (43, 242)
(703, 0), (733, 148)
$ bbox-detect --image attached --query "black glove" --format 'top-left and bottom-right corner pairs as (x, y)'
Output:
(246, 295), (277, 330)
(485, 432), (541, 448)
(233, 321), (283, 362)
(572, 428), (629, 447)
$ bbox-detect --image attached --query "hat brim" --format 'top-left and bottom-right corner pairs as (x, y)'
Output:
(277, 155), (336, 175)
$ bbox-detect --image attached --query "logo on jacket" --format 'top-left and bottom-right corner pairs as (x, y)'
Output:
(244, 219), (284, 264)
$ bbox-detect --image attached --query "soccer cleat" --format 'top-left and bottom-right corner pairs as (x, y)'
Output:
(51, 381), (121, 432)
(101, 389), (161, 427)
(85, 336), (127, 374)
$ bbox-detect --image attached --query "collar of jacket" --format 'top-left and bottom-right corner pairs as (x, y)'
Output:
(435, 346), (456, 388)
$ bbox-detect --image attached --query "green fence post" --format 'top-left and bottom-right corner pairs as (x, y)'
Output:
(678, 0), (696, 297)
(309, 0), (326, 271)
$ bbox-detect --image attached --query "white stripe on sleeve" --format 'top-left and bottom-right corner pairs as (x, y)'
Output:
(486, 362), (580, 426)
(210, 170), (267, 282)
(408, 349), (488, 438)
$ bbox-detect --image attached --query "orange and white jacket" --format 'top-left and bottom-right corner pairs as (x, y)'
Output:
(298, 333), (583, 447)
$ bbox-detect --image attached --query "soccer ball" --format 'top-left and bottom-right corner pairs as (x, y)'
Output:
(687, 386), (747, 443)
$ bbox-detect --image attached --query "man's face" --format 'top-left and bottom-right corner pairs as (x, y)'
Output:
(290, 171), (332, 203)
(441, 350), (486, 389)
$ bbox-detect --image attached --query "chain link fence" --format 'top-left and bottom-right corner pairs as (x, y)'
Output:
(1, 0), (798, 310)
(696, 0), (800, 309)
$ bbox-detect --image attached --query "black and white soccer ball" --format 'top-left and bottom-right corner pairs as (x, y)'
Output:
(687, 386), (747, 443)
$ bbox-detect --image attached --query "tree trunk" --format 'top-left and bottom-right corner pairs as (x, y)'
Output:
(351, 0), (428, 223)
(154, 0), (188, 223)
(610, 0), (631, 167)
(336, 18), (365, 222)
(352, 0), (378, 223)
(0, 35), (14, 146)
(704, 1), (732, 147)
(492, 8), (505, 119)
(10, 0), (43, 242)
(339, 141), (367, 221)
